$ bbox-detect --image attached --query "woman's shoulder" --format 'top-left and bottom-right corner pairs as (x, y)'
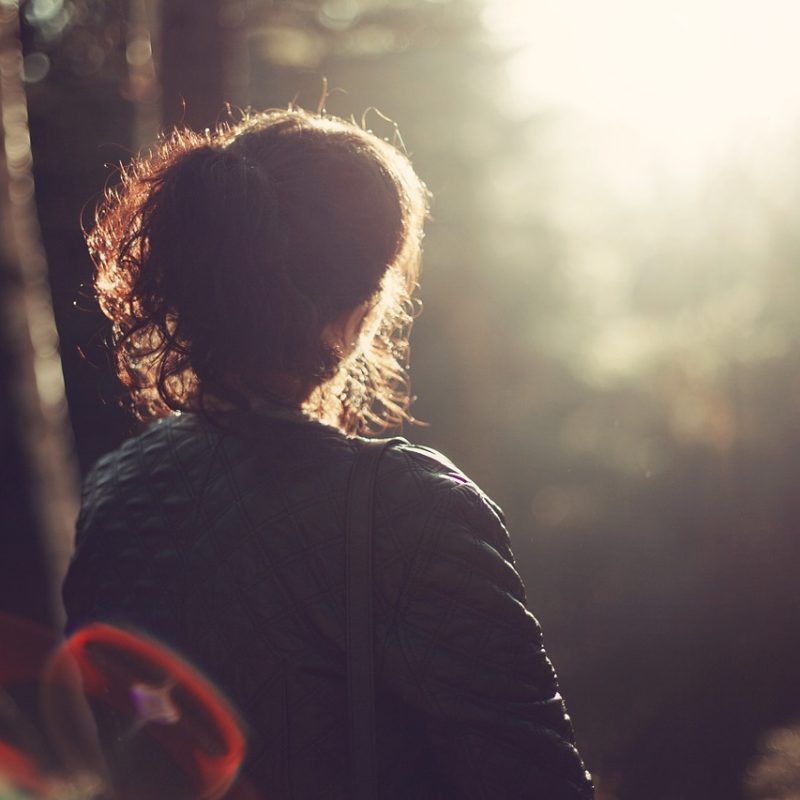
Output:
(82, 414), (201, 484)
(374, 440), (512, 561)
(379, 440), (504, 513)
(77, 415), (214, 531)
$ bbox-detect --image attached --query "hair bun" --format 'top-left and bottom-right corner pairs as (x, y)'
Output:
(89, 109), (428, 433)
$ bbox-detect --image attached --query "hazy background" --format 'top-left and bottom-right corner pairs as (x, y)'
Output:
(2, 1), (800, 797)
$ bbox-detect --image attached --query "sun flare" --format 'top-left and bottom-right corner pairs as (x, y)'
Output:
(483, 0), (800, 174)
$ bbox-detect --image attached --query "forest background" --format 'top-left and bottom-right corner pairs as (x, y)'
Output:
(2, 1), (800, 798)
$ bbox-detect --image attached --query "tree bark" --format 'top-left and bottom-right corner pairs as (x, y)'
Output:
(160, 0), (248, 131)
(0, 4), (79, 626)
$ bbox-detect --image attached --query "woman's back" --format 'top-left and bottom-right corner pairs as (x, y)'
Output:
(64, 409), (592, 798)
(66, 105), (593, 798)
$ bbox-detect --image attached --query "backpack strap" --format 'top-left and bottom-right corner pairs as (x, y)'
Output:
(345, 437), (402, 800)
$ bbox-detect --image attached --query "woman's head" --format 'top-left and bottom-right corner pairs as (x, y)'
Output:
(88, 108), (429, 434)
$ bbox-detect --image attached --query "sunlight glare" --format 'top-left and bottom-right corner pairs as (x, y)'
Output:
(484, 0), (800, 175)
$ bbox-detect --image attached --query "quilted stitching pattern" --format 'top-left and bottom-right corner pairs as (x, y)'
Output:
(63, 412), (593, 799)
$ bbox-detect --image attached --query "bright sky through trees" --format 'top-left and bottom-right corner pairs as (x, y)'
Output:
(478, 0), (800, 382)
(483, 0), (800, 178)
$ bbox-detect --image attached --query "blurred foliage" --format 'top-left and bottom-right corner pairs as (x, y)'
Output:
(13, 0), (800, 797)
(20, 0), (128, 82)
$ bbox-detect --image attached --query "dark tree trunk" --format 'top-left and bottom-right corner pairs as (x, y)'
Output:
(160, 0), (248, 131)
(0, 4), (79, 626)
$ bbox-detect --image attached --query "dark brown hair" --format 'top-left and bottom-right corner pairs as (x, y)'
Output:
(88, 108), (429, 434)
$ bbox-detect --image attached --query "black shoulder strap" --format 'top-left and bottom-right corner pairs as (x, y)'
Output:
(345, 437), (401, 800)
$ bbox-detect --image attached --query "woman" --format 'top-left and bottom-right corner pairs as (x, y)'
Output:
(63, 108), (594, 799)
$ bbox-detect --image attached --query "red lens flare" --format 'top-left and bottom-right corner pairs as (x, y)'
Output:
(0, 740), (49, 795)
(43, 623), (247, 800)
(0, 614), (59, 796)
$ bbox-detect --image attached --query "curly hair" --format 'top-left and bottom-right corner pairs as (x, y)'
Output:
(87, 108), (429, 434)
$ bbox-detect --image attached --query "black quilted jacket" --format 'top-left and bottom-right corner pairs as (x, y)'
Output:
(63, 409), (594, 799)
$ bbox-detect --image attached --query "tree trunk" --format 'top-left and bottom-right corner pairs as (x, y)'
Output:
(159, 0), (248, 131)
(0, 4), (79, 626)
